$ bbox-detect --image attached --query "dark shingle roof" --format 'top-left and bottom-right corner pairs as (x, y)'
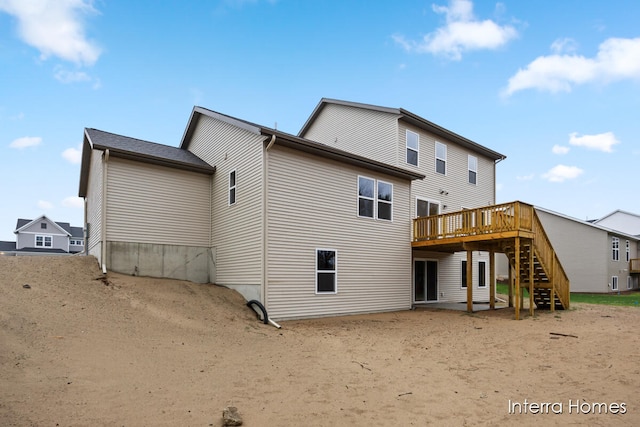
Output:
(0, 241), (16, 251)
(85, 128), (214, 171)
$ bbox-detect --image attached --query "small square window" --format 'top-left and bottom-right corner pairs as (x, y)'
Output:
(41, 223), (47, 229)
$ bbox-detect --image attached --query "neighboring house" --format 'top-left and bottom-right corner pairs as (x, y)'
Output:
(532, 207), (639, 293)
(298, 99), (506, 305)
(0, 215), (85, 256)
(594, 210), (640, 237)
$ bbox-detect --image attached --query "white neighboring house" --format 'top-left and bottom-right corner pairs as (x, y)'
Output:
(534, 207), (639, 293)
(593, 210), (640, 237)
(0, 215), (84, 256)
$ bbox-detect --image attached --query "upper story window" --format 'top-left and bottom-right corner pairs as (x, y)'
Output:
(626, 240), (630, 262)
(229, 170), (237, 206)
(416, 198), (439, 218)
(612, 237), (619, 261)
(468, 155), (478, 185)
(435, 142), (447, 175)
(41, 223), (47, 229)
(377, 181), (393, 221)
(358, 176), (392, 221)
(36, 235), (52, 247)
(406, 130), (419, 166)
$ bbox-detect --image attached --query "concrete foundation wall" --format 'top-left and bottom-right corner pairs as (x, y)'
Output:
(106, 241), (212, 284)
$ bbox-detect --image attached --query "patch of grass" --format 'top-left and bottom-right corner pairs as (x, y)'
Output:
(494, 283), (640, 307)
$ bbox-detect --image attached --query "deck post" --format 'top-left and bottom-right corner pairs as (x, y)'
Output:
(529, 239), (534, 317)
(490, 250), (496, 310)
(508, 261), (513, 307)
(467, 250), (473, 313)
(514, 237), (520, 320)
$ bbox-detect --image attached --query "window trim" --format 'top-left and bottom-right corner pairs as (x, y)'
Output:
(478, 260), (487, 288)
(468, 155), (478, 185)
(626, 240), (630, 262)
(435, 141), (447, 175)
(357, 176), (375, 219)
(612, 237), (619, 261)
(228, 169), (237, 206)
(461, 260), (468, 288)
(611, 276), (618, 291)
(35, 235), (53, 248)
(406, 130), (419, 167)
(316, 248), (337, 294)
(377, 180), (393, 221)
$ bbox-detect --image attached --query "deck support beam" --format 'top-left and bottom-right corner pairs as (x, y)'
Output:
(490, 250), (496, 310)
(514, 237), (520, 320)
(466, 250), (473, 313)
(529, 239), (534, 317)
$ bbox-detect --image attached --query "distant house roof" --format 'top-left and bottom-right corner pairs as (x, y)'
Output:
(15, 215), (72, 236)
(79, 128), (215, 197)
(298, 98), (507, 162)
(0, 241), (16, 252)
(594, 209), (640, 223)
(180, 106), (425, 181)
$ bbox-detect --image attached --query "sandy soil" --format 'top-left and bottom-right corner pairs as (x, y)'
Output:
(1, 256), (639, 426)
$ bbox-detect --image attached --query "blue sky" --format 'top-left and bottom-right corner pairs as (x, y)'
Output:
(1, 0), (639, 241)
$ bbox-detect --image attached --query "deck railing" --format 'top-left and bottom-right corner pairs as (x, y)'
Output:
(631, 259), (640, 274)
(413, 201), (534, 241)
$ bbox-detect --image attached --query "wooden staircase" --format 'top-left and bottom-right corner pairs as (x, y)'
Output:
(413, 201), (570, 318)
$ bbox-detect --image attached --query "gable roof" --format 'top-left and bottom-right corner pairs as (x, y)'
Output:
(298, 98), (506, 162)
(181, 106), (425, 181)
(535, 206), (640, 242)
(14, 215), (72, 236)
(595, 209), (640, 223)
(79, 128), (215, 197)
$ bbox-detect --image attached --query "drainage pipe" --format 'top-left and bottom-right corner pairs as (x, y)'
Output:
(246, 299), (281, 329)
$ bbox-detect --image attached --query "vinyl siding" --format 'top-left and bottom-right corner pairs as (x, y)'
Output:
(536, 209), (608, 293)
(301, 103), (400, 164)
(86, 150), (103, 257)
(187, 115), (264, 285)
(106, 157), (211, 246)
(265, 144), (413, 320)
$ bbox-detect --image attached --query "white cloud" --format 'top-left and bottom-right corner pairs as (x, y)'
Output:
(550, 37), (578, 54)
(542, 165), (584, 183)
(393, 0), (518, 60)
(62, 144), (82, 164)
(569, 131), (620, 153)
(37, 200), (53, 210)
(62, 196), (84, 208)
(503, 37), (640, 96)
(9, 136), (41, 149)
(54, 65), (90, 83)
(552, 145), (570, 155)
(0, 0), (101, 66)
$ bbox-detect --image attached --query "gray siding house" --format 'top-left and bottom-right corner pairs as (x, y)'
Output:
(534, 207), (639, 293)
(299, 99), (506, 305)
(79, 106), (424, 320)
(1, 215), (84, 255)
(594, 210), (640, 237)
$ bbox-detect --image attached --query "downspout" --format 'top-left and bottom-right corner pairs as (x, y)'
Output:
(261, 134), (278, 328)
(101, 149), (109, 274)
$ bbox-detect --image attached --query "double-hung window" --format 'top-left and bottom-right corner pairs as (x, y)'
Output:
(406, 130), (419, 166)
(612, 237), (619, 261)
(316, 249), (337, 293)
(36, 235), (52, 247)
(612, 276), (618, 291)
(358, 176), (392, 221)
(435, 142), (447, 175)
(468, 155), (477, 185)
(229, 170), (237, 205)
(626, 240), (630, 262)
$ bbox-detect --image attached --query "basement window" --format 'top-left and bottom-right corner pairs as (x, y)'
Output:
(611, 276), (618, 291)
(316, 249), (337, 294)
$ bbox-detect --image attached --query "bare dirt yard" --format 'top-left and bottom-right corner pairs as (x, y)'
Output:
(1, 256), (639, 426)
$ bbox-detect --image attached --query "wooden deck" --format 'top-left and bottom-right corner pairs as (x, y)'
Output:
(631, 259), (640, 274)
(412, 201), (570, 319)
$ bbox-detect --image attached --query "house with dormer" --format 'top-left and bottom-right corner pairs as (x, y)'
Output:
(0, 215), (84, 255)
